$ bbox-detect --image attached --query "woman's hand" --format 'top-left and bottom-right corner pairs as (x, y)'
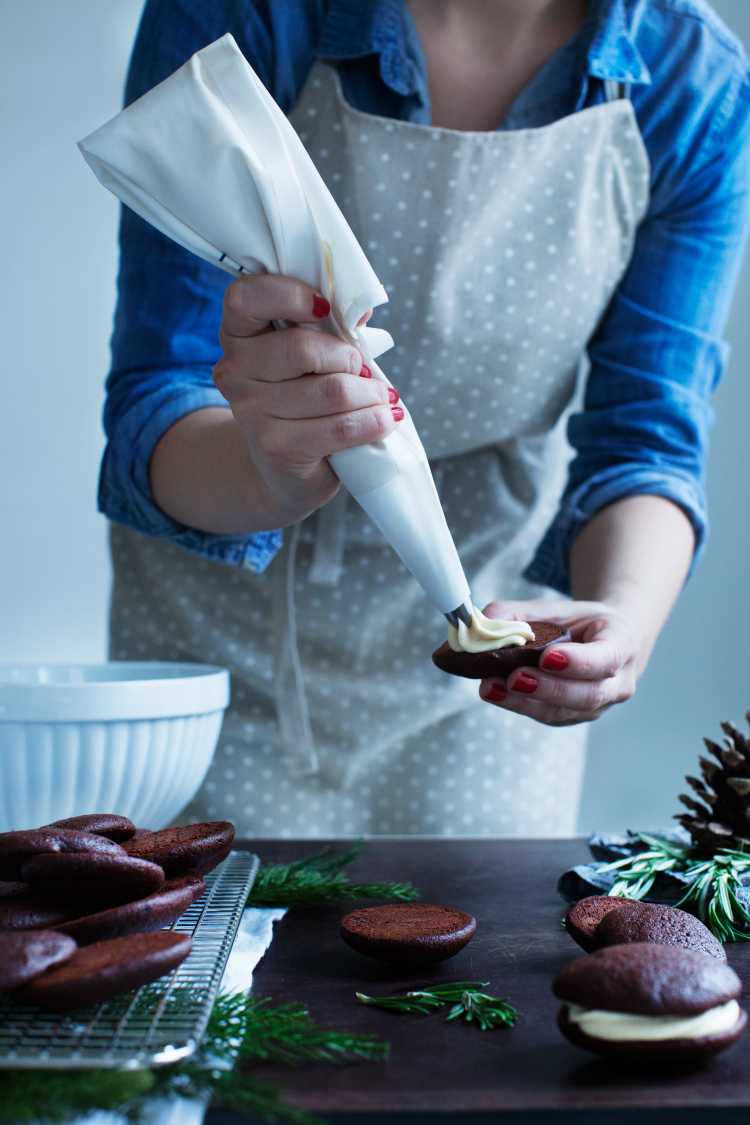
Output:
(477, 495), (695, 727)
(213, 273), (399, 520)
(151, 274), (397, 534)
(477, 598), (638, 726)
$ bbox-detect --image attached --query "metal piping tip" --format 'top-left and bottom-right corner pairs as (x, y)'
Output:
(445, 602), (473, 629)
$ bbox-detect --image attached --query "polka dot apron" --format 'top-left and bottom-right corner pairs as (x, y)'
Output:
(109, 68), (649, 838)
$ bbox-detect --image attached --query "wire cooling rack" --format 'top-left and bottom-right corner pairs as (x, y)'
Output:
(0, 849), (259, 1069)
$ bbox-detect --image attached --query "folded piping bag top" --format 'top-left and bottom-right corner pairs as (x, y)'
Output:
(79, 34), (471, 616)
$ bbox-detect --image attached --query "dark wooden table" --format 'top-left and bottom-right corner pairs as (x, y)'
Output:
(220, 838), (750, 1123)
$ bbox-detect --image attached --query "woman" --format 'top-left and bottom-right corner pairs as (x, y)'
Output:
(103, 0), (750, 837)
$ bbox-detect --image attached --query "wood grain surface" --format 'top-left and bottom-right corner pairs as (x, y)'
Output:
(232, 838), (750, 1115)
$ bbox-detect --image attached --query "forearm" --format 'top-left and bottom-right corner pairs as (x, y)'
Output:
(569, 494), (695, 675)
(149, 406), (320, 533)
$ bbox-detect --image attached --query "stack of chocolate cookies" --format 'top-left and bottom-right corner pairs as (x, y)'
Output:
(554, 895), (746, 1061)
(0, 813), (234, 1010)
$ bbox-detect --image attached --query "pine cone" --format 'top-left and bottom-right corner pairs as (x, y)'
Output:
(674, 713), (750, 854)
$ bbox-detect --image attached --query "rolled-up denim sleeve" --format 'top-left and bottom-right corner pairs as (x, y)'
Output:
(527, 50), (750, 595)
(99, 206), (282, 574)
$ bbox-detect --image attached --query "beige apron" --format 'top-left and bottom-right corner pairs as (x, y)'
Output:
(109, 67), (649, 838)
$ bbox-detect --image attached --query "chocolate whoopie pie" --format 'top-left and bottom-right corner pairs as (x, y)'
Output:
(123, 821), (235, 877)
(553, 944), (746, 1062)
(0, 829), (125, 882)
(21, 852), (165, 908)
(54, 873), (206, 945)
(565, 896), (640, 952)
(15, 931), (193, 1010)
(0, 894), (82, 931)
(45, 814), (137, 843)
(597, 901), (727, 962)
(0, 931), (77, 993)
(340, 903), (476, 964)
(432, 621), (570, 680)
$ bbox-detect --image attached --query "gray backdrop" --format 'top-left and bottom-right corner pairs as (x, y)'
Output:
(1, 0), (748, 835)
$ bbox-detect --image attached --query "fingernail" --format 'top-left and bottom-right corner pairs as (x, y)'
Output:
(512, 672), (538, 694)
(542, 651), (568, 672)
(485, 683), (506, 703)
(359, 364), (372, 378)
(312, 295), (330, 319)
(388, 388), (400, 404)
(391, 407), (404, 421)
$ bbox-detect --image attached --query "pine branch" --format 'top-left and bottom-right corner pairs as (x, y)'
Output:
(203, 993), (390, 1068)
(357, 982), (521, 1030)
(0, 994), (389, 1125)
(248, 841), (419, 907)
(0, 1069), (155, 1124)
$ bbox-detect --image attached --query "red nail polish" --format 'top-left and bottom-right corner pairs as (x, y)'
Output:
(391, 406), (404, 421)
(388, 387), (400, 404)
(359, 364), (372, 378)
(485, 683), (506, 703)
(512, 672), (538, 694)
(312, 295), (330, 319)
(542, 650), (568, 671)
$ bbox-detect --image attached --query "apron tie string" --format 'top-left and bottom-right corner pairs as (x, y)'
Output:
(273, 522), (319, 776)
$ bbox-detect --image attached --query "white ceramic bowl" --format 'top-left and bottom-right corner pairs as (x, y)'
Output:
(0, 663), (229, 832)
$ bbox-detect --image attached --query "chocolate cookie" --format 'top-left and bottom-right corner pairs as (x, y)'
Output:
(340, 903), (476, 964)
(0, 829), (125, 881)
(432, 622), (570, 680)
(597, 901), (727, 962)
(45, 814), (136, 843)
(565, 896), (639, 952)
(553, 944), (745, 1062)
(0, 931), (77, 993)
(22, 852), (165, 908)
(0, 894), (81, 931)
(55, 873), (206, 945)
(123, 822), (235, 877)
(15, 930), (193, 1010)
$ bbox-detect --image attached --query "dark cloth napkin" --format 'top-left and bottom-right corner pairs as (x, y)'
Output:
(557, 827), (750, 912)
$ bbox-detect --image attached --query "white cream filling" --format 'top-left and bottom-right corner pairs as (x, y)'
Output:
(566, 1000), (740, 1042)
(447, 606), (535, 654)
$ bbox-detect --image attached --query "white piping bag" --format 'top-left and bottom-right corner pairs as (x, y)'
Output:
(79, 34), (472, 626)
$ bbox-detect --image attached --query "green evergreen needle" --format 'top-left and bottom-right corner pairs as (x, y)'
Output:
(249, 840), (419, 907)
(356, 983), (521, 1029)
(597, 835), (750, 942)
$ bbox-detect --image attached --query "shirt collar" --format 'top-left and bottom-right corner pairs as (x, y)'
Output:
(586, 0), (652, 85)
(315, 0), (419, 97)
(315, 0), (652, 96)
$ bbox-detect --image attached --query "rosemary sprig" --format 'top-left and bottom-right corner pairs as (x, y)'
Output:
(594, 833), (750, 943)
(598, 833), (690, 899)
(674, 848), (750, 943)
(357, 982), (521, 1030)
(249, 841), (419, 907)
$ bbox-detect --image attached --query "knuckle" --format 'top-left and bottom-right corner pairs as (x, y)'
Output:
(345, 347), (362, 375)
(322, 372), (351, 411)
(212, 358), (233, 395)
(369, 405), (393, 439)
(332, 411), (362, 446)
(281, 328), (317, 372)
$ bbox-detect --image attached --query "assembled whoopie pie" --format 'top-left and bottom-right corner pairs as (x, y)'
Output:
(340, 903), (476, 964)
(553, 944), (746, 1062)
(432, 621), (570, 680)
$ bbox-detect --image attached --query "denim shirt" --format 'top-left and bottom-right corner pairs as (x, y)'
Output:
(103, 0), (750, 592)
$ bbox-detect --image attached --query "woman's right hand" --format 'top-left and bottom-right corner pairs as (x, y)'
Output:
(213, 273), (402, 521)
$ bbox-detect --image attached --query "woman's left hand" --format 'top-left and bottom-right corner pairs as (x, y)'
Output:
(477, 598), (639, 726)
